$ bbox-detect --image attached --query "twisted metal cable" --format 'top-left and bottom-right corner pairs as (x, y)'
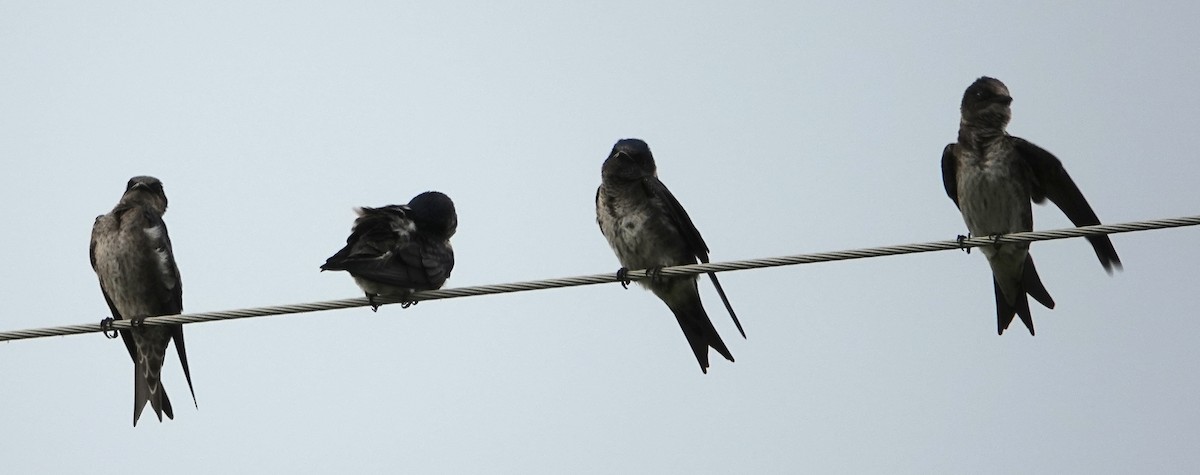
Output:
(2, 215), (1197, 342)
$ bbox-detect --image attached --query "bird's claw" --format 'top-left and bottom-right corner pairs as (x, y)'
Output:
(367, 294), (381, 312)
(130, 317), (146, 329)
(100, 317), (119, 339)
(616, 267), (632, 289)
(956, 234), (972, 254)
(990, 234), (1003, 248)
(401, 300), (418, 309)
(647, 266), (665, 284)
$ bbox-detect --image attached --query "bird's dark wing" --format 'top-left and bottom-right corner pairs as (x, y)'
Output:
(327, 241), (450, 290)
(322, 207), (409, 269)
(640, 176), (745, 338)
(1012, 137), (1122, 272)
(323, 207), (450, 290)
(141, 210), (183, 313)
(941, 144), (960, 208)
(641, 176), (709, 258)
(139, 209), (195, 406)
(416, 240), (455, 290)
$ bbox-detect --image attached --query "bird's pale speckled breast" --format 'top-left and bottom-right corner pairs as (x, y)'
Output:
(93, 210), (170, 318)
(597, 185), (676, 271)
(956, 144), (1032, 237)
(955, 142), (1033, 268)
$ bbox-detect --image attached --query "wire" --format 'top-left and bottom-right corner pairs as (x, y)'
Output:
(2, 215), (1197, 343)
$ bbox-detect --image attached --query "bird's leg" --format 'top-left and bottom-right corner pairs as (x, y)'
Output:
(366, 293), (381, 312)
(647, 266), (665, 284)
(616, 267), (632, 289)
(956, 232), (972, 254)
(100, 317), (119, 339)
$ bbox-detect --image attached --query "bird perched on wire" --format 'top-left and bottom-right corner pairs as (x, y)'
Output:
(322, 191), (457, 311)
(941, 77), (1122, 335)
(90, 175), (196, 426)
(596, 138), (744, 373)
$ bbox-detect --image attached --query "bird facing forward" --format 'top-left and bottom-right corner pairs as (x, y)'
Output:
(90, 176), (196, 425)
(941, 77), (1122, 335)
(596, 138), (744, 373)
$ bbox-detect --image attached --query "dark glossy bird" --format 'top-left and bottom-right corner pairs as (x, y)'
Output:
(322, 191), (457, 310)
(941, 77), (1122, 335)
(596, 138), (744, 373)
(90, 176), (196, 425)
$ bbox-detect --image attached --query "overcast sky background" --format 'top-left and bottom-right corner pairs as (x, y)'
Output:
(2, 2), (1199, 473)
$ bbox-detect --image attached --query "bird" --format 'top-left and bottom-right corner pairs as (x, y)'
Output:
(321, 191), (457, 310)
(90, 175), (196, 426)
(595, 138), (744, 373)
(941, 77), (1122, 335)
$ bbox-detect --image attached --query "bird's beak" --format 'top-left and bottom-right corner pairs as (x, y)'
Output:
(998, 95), (1013, 106)
(130, 182), (150, 191)
(611, 151), (629, 160)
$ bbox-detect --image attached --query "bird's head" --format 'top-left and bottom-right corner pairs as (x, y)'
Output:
(120, 175), (169, 214)
(960, 76), (1013, 129)
(406, 191), (457, 239)
(601, 138), (657, 184)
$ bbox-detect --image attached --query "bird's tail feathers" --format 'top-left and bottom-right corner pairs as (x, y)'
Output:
(1022, 255), (1055, 310)
(706, 272), (745, 339)
(994, 278), (1034, 336)
(131, 329), (175, 426)
(171, 325), (198, 408)
(665, 290), (734, 374)
(132, 353), (174, 426)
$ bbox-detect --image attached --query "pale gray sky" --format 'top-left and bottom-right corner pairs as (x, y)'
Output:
(2, 2), (1199, 473)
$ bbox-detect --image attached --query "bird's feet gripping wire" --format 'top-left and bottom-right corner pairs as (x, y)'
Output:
(616, 267), (632, 289)
(956, 233), (972, 254)
(366, 292), (419, 311)
(617, 266), (667, 288)
(100, 317), (119, 339)
(646, 266), (665, 284)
